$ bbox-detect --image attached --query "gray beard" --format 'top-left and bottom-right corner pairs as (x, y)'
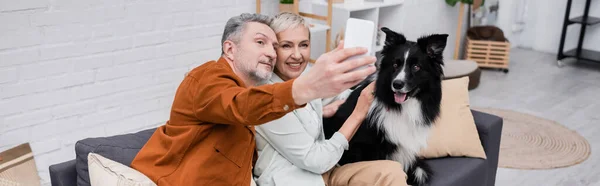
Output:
(249, 70), (271, 85)
(234, 61), (271, 86)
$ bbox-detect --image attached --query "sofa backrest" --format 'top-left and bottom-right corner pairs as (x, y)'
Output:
(74, 128), (156, 186)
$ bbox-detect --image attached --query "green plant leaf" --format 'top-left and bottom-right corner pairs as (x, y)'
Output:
(445, 0), (485, 6)
(445, 0), (460, 6)
(280, 0), (294, 4)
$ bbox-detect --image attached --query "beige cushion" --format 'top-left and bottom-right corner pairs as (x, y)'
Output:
(87, 152), (258, 186)
(88, 153), (157, 186)
(419, 77), (487, 159)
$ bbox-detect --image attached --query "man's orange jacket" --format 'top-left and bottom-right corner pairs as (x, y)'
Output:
(131, 57), (303, 186)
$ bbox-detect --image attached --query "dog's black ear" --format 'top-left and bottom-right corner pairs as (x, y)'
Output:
(381, 27), (406, 46)
(417, 34), (449, 57)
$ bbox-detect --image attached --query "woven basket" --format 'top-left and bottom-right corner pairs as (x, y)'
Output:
(0, 143), (41, 186)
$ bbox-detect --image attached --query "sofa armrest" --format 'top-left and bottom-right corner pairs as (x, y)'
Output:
(471, 109), (503, 186)
(49, 159), (77, 186)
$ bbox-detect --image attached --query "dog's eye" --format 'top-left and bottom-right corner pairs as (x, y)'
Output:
(393, 64), (398, 69)
(413, 65), (420, 71)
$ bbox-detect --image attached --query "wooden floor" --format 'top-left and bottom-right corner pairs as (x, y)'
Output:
(468, 48), (600, 186)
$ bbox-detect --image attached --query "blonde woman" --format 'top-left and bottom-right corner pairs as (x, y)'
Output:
(253, 12), (408, 186)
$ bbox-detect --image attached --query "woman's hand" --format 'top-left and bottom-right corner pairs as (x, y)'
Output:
(323, 99), (346, 118)
(352, 82), (376, 119)
(337, 82), (376, 141)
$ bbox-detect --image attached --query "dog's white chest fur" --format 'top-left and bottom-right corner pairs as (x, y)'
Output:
(369, 99), (431, 169)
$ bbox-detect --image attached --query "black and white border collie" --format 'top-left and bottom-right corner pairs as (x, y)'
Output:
(324, 27), (448, 186)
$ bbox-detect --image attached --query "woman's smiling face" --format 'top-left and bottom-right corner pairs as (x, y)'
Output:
(274, 25), (311, 81)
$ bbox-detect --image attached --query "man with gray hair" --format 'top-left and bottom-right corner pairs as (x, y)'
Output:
(131, 13), (376, 186)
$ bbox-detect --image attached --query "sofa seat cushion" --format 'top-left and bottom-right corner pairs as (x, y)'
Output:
(424, 157), (487, 186)
(75, 128), (157, 186)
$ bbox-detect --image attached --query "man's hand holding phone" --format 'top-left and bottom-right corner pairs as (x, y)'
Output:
(292, 41), (376, 106)
(292, 18), (377, 106)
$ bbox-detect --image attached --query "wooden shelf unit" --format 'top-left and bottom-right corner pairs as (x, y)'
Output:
(256, 0), (405, 60)
(311, 0), (405, 56)
(557, 0), (600, 66)
(256, 0), (333, 63)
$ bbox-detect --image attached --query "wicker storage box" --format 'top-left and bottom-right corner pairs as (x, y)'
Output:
(464, 26), (511, 73)
(465, 38), (510, 72)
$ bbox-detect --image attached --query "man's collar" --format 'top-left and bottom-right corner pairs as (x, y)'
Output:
(216, 56), (249, 88)
(217, 56), (230, 69)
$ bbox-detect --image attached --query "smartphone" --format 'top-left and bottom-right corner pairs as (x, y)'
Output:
(342, 18), (376, 71)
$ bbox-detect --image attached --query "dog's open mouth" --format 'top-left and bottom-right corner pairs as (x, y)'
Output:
(394, 92), (408, 104)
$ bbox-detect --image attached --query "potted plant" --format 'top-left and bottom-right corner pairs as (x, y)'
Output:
(445, 0), (484, 8)
(446, 0), (485, 59)
(279, 0), (294, 13)
(445, 0), (484, 28)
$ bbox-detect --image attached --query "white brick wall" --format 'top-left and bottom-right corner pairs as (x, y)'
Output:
(0, 0), (280, 185)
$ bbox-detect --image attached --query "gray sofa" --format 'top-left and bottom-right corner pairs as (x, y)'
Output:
(49, 110), (503, 186)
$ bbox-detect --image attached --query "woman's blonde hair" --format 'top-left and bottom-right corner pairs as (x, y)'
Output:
(270, 12), (310, 35)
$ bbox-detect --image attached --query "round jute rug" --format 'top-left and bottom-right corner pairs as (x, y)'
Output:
(472, 107), (591, 169)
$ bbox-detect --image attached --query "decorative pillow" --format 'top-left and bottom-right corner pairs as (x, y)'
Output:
(419, 76), (487, 159)
(88, 153), (156, 186)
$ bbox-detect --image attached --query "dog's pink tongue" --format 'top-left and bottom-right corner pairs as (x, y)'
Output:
(394, 93), (407, 104)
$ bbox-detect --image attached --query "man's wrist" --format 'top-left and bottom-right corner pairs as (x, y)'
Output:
(291, 77), (314, 105)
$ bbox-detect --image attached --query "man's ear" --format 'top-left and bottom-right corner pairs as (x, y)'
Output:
(417, 34), (448, 57)
(381, 27), (406, 46)
(222, 40), (236, 60)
